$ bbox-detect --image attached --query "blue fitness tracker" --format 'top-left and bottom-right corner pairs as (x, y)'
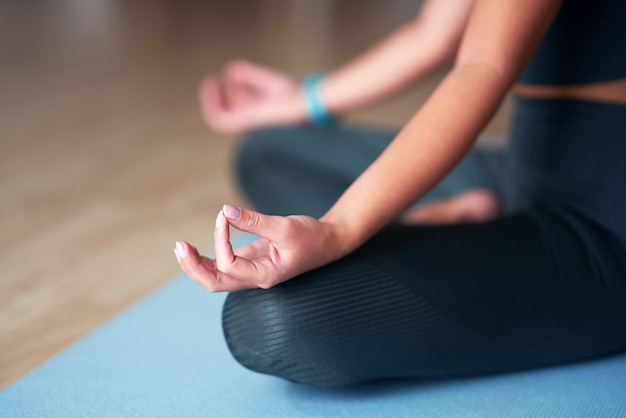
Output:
(301, 73), (338, 128)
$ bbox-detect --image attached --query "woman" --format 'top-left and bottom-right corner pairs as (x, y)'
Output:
(175, 0), (626, 386)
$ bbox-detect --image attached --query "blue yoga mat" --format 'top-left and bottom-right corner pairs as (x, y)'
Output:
(2, 235), (626, 417)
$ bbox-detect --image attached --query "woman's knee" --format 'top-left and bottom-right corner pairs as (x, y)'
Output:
(221, 287), (358, 386)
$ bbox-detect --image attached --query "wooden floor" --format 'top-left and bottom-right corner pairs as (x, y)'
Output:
(0, 0), (511, 390)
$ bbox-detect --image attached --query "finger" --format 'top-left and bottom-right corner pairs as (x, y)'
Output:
(225, 59), (293, 94)
(199, 77), (248, 133)
(223, 59), (252, 85)
(199, 77), (228, 121)
(214, 209), (235, 266)
(175, 240), (268, 292)
(221, 204), (286, 243)
(222, 77), (255, 109)
(214, 209), (262, 280)
(199, 75), (226, 108)
(222, 62), (251, 106)
(175, 241), (221, 290)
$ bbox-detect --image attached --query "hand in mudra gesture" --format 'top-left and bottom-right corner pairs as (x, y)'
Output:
(199, 60), (306, 133)
(175, 205), (343, 292)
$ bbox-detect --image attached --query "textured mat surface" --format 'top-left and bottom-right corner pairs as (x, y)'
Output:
(2, 236), (626, 417)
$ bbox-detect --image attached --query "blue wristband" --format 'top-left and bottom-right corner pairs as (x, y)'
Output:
(301, 73), (338, 128)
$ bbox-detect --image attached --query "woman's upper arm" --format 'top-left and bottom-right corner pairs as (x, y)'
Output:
(456, 0), (563, 83)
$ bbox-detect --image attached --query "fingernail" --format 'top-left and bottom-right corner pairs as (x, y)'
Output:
(216, 210), (225, 228)
(223, 204), (241, 220)
(175, 242), (186, 259)
(173, 248), (181, 262)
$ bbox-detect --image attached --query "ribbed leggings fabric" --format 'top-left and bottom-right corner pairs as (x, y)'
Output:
(223, 97), (626, 386)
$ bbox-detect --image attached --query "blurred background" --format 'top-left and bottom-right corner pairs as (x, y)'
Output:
(0, 0), (511, 389)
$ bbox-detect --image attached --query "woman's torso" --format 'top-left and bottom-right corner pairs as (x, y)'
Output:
(514, 0), (626, 103)
(506, 0), (626, 249)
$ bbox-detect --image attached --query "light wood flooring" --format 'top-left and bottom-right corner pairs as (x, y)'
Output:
(0, 0), (511, 389)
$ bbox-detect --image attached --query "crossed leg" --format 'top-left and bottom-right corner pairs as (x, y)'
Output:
(401, 188), (501, 225)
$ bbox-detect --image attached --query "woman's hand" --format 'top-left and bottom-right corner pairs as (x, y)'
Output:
(175, 205), (346, 292)
(199, 60), (307, 134)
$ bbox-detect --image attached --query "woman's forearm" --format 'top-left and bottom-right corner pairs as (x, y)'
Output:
(321, 63), (511, 254)
(319, 0), (473, 115)
(321, 0), (562, 256)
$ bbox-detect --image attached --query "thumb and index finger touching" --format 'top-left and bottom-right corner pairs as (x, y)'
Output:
(199, 61), (281, 132)
(175, 204), (282, 291)
(200, 60), (284, 101)
(223, 60), (292, 94)
(220, 204), (282, 237)
(213, 204), (285, 281)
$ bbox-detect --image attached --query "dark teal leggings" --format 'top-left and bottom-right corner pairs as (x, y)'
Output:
(223, 97), (626, 386)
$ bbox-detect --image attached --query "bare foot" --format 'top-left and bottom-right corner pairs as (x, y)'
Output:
(401, 189), (501, 225)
